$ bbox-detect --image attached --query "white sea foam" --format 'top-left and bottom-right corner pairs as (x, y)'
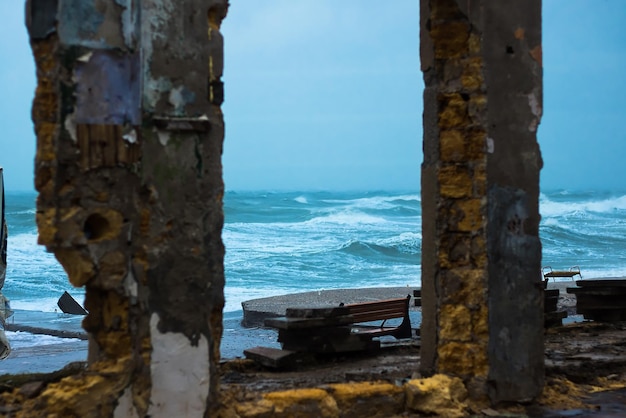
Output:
(223, 286), (288, 313)
(540, 193), (626, 217)
(7, 233), (61, 268)
(5, 331), (83, 348)
(304, 211), (388, 226)
(5, 190), (626, 327)
(7, 208), (37, 216)
(9, 296), (81, 313)
(322, 193), (420, 210)
(376, 232), (422, 247)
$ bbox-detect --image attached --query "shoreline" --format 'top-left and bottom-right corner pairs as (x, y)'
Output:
(0, 281), (586, 375)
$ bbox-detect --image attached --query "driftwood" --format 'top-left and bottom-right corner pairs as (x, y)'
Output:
(245, 295), (413, 367)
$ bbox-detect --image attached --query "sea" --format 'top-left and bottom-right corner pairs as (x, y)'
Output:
(3, 189), (626, 349)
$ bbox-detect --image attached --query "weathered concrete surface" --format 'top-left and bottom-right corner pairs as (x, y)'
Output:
(217, 319), (626, 417)
(23, 0), (228, 415)
(241, 287), (420, 327)
(420, 0), (543, 403)
(7, 0), (549, 415)
(483, 1), (544, 404)
(2, 291), (626, 416)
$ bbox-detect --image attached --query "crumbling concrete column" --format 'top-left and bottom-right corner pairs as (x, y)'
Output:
(420, 0), (543, 403)
(26, 0), (228, 416)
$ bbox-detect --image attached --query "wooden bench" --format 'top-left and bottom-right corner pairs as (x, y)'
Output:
(542, 266), (582, 288)
(340, 295), (412, 339)
(262, 295), (413, 354)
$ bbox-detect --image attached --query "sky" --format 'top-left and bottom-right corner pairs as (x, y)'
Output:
(0, 1), (624, 192)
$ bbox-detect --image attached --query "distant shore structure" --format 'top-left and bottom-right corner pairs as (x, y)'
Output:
(0, 167), (13, 359)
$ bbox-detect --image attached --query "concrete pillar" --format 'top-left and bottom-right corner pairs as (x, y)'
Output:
(420, 0), (543, 403)
(26, 0), (227, 415)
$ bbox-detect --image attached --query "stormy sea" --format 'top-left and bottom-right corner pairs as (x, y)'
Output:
(2, 189), (626, 353)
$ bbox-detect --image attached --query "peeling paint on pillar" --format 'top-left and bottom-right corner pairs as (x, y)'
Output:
(146, 313), (210, 417)
(74, 50), (141, 125)
(420, 0), (543, 404)
(57, 0), (135, 50)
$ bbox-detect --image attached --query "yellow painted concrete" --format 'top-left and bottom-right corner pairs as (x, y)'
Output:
(55, 249), (95, 287)
(405, 374), (468, 417)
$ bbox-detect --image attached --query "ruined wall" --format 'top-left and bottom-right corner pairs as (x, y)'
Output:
(25, 0), (228, 415)
(483, 1), (544, 402)
(420, 0), (543, 403)
(13, 0), (546, 414)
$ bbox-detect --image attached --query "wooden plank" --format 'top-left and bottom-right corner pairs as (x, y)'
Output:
(279, 333), (350, 351)
(77, 124), (91, 170)
(89, 124), (105, 168)
(351, 321), (413, 340)
(285, 306), (349, 319)
(567, 287), (626, 296)
(347, 297), (409, 324)
(580, 309), (626, 322)
(243, 346), (305, 369)
(576, 279), (626, 288)
(265, 315), (353, 330)
(277, 326), (351, 341)
(264, 295), (413, 353)
(281, 334), (380, 353)
(348, 305), (407, 316)
(576, 297), (626, 310)
(348, 304), (406, 314)
(350, 326), (403, 338)
(101, 125), (117, 166)
(349, 312), (406, 323)
(544, 271), (580, 278)
(76, 123), (140, 170)
(345, 297), (408, 310)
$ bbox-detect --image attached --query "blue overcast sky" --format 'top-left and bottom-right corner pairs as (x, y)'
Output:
(0, 1), (624, 192)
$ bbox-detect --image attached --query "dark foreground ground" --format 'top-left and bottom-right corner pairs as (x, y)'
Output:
(220, 282), (626, 416)
(220, 319), (626, 417)
(2, 283), (626, 416)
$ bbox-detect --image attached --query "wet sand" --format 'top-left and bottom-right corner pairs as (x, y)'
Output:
(1, 311), (266, 375)
(0, 281), (581, 376)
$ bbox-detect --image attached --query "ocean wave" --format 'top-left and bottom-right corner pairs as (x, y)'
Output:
(337, 238), (421, 261)
(224, 286), (291, 313)
(6, 208), (36, 216)
(5, 331), (83, 348)
(7, 232), (45, 250)
(377, 232), (422, 254)
(8, 296), (72, 313)
(304, 211), (388, 226)
(5, 189), (626, 320)
(541, 193), (626, 217)
(321, 193), (420, 210)
(224, 226), (339, 257)
(6, 233), (65, 270)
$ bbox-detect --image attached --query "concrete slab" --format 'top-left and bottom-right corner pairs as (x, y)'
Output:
(241, 287), (420, 328)
(5, 309), (86, 340)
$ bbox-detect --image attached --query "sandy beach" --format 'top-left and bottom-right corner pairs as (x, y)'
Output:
(0, 311), (273, 375)
(0, 282), (580, 376)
